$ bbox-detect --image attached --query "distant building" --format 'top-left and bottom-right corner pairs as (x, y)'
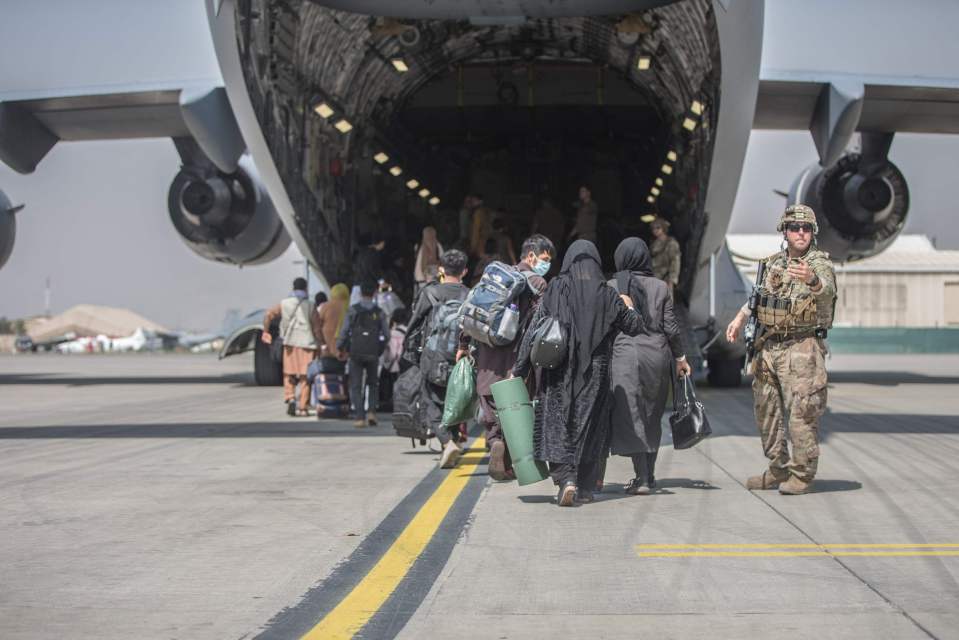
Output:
(728, 235), (959, 328)
(27, 304), (170, 343)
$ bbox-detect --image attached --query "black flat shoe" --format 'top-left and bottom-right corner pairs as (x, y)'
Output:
(625, 478), (650, 495)
(576, 490), (594, 504)
(557, 482), (577, 507)
(286, 401), (296, 417)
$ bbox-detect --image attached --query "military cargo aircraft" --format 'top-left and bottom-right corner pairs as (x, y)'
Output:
(2, 0), (958, 385)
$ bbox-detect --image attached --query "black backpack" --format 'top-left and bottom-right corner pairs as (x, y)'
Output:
(420, 289), (467, 386)
(349, 304), (385, 357)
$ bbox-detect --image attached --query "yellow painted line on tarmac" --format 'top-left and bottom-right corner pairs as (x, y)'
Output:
(636, 543), (959, 558)
(301, 437), (486, 640)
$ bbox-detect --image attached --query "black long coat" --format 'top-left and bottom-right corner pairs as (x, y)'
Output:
(609, 275), (685, 455)
(514, 288), (643, 465)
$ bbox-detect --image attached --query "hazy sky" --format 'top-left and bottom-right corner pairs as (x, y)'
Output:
(2, 0), (959, 329)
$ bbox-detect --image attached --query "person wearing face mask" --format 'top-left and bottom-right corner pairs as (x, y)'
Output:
(456, 234), (556, 480)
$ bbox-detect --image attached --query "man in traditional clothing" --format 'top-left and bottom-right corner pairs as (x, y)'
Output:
(262, 277), (322, 417)
(649, 216), (681, 291)
(456, 234), (555, 481)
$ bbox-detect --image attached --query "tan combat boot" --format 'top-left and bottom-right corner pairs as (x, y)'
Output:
(779, 476), (814, 495)
(746, 470), (784, 490)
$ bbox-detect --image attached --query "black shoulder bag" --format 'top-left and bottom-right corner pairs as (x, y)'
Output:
(529, 314), (567, 370)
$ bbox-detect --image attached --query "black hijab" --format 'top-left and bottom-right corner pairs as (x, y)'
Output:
(614, 237), (653, 329)
(543, 240), (624, 397)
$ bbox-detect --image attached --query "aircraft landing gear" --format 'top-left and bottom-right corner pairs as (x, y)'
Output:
(707, 355), (744, 388)
(253, 332), (283, 386)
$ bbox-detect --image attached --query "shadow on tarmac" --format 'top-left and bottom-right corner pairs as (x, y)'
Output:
(809, 479), (863, 493)
(826, 371), (959, 386)
(0, 373), (254, 387)
(822, 412), (958, 436)
(0, 422), (406, 438)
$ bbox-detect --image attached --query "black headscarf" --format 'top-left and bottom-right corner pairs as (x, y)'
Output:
(542, 240), (624, 397)
(614, 237), (653, 329)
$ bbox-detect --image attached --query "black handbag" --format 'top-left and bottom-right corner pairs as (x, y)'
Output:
(669, 375), (712, 450)
(529, 315), (567, 370)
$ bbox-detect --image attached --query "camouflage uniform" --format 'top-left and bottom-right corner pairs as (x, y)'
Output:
(750, 205), (836, 486)
(650, 234), (681, 286)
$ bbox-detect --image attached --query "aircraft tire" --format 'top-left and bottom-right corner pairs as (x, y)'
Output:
(254, 334), (283, 386)
(707, 356), (744, 388)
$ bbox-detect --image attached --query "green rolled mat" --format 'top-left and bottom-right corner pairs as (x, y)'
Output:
(490, 377), (549, 486)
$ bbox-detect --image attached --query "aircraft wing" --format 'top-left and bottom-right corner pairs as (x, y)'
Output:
(0, 81), (245, 174)
(753, 70), (959, 170)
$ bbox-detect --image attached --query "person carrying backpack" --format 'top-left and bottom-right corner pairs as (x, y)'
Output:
(338, 280), (390, 428)
(456, 234), (555, 480)
(406, 249), (470, 468)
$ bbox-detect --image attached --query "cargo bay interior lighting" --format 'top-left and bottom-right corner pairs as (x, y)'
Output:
(429, 196), (440, 206)
(406, 179), (419, 189)
(374, 152), (389, 164)
(682, 117), (697, 132)
(646, 196), (656, 204)
(313, 102), (335, 119)
(655, 177), (663, 186)
(418, 188), (430, 198)
(334, 118), (353, 133)
(666, 150), (678, 162)
(641, 213), (656, 222)
(389, 166), (403, 176)
(636, 55), (651, 71)
(391, 58), (409, 73)
(661, 164), (673, 175)
(651, 187), (661, 196)
(691, 100), (704, 116)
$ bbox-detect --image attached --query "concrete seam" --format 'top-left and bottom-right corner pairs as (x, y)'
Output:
(693, 444), (939, 640)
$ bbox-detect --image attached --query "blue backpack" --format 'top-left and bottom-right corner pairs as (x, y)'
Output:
(460, 261), (534, 347)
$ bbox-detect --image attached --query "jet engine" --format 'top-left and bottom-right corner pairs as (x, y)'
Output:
(789, 135), (909, 262)
(167, 156), (290, 265)
(0, 189), (20, 271)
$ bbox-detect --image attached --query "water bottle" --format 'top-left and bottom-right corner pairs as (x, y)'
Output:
(495, 303), (520, 344)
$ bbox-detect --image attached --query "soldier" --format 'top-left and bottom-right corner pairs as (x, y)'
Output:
(649, 217), (681, 291)
(725, 204), (837, 495)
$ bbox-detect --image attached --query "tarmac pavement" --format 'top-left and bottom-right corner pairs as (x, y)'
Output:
(1, 352), (957, 639)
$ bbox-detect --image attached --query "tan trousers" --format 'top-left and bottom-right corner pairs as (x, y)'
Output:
(752, 336), (827, 482)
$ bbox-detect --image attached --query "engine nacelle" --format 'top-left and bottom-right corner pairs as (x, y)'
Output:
(790, 153), (909, 262)
(168, 156), (290, 265)
(0, 189), (17, 271)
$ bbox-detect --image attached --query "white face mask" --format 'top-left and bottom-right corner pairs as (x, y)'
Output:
(533, 259), (551, 276)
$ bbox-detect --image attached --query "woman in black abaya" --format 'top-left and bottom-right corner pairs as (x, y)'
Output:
(512, 240), (643, 507)
(608, 238), (690, 494)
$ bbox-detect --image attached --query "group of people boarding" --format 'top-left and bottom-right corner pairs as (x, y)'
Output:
(406, 234), (688, 507)
(265, 223), (688, 507)
(263, 278), (408, 426)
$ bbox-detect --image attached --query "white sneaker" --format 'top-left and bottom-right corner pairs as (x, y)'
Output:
(439, 440), (462, 469)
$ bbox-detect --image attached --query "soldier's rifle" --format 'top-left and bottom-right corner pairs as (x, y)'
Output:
(742, 259), (767, 375)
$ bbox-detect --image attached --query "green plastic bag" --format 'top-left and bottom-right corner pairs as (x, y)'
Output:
(441, 357), (478, 427)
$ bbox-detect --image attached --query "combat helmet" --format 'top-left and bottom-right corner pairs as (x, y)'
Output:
(777, 203), (819, 234)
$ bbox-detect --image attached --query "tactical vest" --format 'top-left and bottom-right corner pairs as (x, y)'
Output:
(280, 296), (318, 349)
(756, 250), (835, 334)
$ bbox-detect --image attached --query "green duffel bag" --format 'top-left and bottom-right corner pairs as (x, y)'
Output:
(440, 357), (478, 427)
